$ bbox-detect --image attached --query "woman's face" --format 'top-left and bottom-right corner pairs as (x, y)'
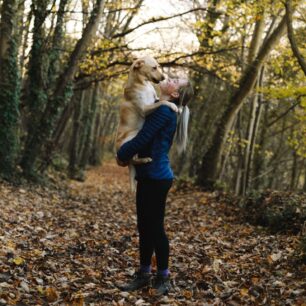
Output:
(159, 78), (188, 97)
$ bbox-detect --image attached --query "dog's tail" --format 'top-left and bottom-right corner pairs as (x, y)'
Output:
(128, 164), (137, 193)
(175, 105), (190, 154)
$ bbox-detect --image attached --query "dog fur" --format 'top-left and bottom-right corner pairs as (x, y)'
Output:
(115, 56), (178, 190)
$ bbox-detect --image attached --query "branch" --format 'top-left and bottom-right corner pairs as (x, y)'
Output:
(62, 7), (139, 15)
(77, 47), (238, 86)
(285, 0), (306, 76)
(120, 0), (144, 34)
(111, 7), (211, 39)
(267, 95), (304, 127)
(159, 48), (239, 66)
(75, 68), (130, 90)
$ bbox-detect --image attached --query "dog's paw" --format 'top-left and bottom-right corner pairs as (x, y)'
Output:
(143, 157), (152, 163)
(131, 156), (152, 165)
(165, 102), (178, 113)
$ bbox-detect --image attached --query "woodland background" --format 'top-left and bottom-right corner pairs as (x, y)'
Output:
(0, 0), (305, 195)
(0, 0), (306, 304)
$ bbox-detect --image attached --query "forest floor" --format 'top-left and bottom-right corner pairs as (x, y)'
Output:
(0, 161), (305, 306)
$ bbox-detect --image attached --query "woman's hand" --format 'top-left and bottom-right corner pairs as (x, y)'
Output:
(116, 155), (128, 167)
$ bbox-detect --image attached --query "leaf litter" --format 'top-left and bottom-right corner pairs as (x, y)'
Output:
(0, 162), (305, 305)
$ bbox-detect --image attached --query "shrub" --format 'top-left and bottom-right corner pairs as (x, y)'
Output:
(243, 190), (306, 234)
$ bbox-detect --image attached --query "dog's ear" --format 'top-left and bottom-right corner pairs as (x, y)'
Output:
(133, 59), (145, 69)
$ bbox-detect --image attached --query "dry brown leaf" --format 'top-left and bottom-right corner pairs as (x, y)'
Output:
(240, 288), (249, 297)
(183, 290), (193, 299)
(45, 287), (59, 302)
(71, 296), (84, 306)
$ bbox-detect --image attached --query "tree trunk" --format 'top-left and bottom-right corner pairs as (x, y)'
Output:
(234, 113), (243, 194)
(240, 10), (266, 195)
(196, 14), (287, 189)
(22, 0), (50, 161)
(290, 144), (298, 190)
(303, 165), (306, 192)
(76, 87), (94, 162)
(38, 92), (76, 173)
(267, 118), (287, 189)
(47, 0), (69, 92)
(295, 159), (304, 190)
(89, 105), (103, 165)
(20, 0), (105, 176)
(52, 100), (75, 151)
(98, 109), (114, 159)
(240, 66), (265, 195)
(0, 0), (20, 178)
(19, 5), (33, 78)
(79, 83), (99, 170)
(252, 101), (268, 189)
(246, 67), (265, 190)
(247, 8), (265, 64)
(16, 0), (25, 58)
(219, 116), (237, 182)
(240, 93), (258, 195)
(68, 91), (85, 179)
(100, 112), (116, 160)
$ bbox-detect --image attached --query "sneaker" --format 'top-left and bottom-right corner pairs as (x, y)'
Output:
(118, 270), (152, 292)
(151, 274), (171, 296)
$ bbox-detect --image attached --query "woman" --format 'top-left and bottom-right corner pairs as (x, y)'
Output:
(116, 77), (194, 295)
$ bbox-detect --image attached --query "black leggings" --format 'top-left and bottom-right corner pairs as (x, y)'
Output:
(136, 178), (173, 270)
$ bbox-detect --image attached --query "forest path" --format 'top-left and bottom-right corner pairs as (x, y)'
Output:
(0, 162), (305, 305)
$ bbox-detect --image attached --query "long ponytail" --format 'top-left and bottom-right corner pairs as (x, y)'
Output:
(173, 81), (194, 154)
(175, 105), (190, 154)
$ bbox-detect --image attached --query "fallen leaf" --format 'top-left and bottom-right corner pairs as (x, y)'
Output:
(37, 286), (44, 295)
(268, 251), (282, 263)
(45, 287), (58, 302)
(13, 257), (25, 265)
(20, 281), (29, 293)
(183, 290), (193, 299)
(240, 288), (249, 297)
(212, 258), (222, 272)
(135, 299), (145, 305)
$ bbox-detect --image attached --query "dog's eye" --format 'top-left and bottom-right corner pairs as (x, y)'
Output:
(153, 67), (157, 70)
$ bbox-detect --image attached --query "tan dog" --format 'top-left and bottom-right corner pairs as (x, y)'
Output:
(115, 56), (178, 190)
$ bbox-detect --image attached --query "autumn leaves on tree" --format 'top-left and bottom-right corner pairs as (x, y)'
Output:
(0, 0), (305, 193)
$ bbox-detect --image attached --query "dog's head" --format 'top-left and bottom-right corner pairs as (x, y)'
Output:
(131, 56), (165, 84)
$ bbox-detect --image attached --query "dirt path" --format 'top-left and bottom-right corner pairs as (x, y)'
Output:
(0, 162), (305, 305)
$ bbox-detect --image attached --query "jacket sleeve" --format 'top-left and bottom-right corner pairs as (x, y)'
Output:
(117, 105), (173, 162)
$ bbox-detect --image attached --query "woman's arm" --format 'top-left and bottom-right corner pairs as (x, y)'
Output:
(117, 105), (173, 163)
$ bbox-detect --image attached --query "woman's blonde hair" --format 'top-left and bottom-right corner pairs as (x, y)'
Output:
(173, 81), (194, 154)
(174, 81), (194, 107)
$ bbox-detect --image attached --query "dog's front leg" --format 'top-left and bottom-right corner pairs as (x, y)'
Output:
(143, 101), (178, 115)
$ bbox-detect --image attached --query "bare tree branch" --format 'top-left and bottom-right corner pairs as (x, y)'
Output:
(77, 47), (239, 88)
(267, 96), (304, 127)
(159, 47), (239, 66)
(111, 7), (212, 39)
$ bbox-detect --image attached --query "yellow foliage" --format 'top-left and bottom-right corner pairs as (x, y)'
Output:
(259, 85), (306, 100)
